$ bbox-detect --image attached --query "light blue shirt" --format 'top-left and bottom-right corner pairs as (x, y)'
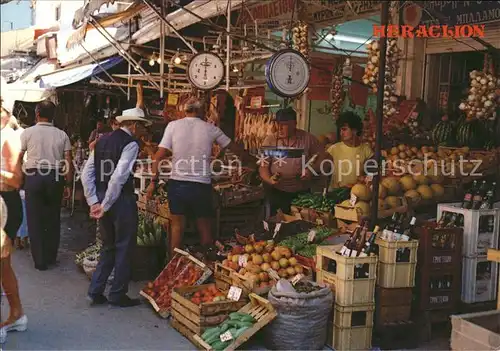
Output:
(81, 127), (139, 212)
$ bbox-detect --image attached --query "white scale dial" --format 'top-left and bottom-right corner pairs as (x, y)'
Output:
(266, 49), (310, 98)
(187, 52), (225, 90)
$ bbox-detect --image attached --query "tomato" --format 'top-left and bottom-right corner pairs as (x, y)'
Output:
(193, 291), (202, 298)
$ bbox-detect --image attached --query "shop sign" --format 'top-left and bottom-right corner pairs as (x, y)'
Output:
(238, 0), (381, 28)
(402, 1), (500, 27)
(250, 96), (263, 109)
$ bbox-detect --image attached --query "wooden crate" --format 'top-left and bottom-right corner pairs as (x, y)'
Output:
(375, 287), (413, 324)
(218, 186), (265, 208)
(171, 284), (247, 335)
(290, 205), (335, 226)
(316, 245), (377, 306)
(373, 321), (419, 350)
(376, 287), (413, 306)
(140, 248), (213, 318)
(451, 310), (500, 350)
(376, 305), (411, 325)
(192, 294), (277, 351)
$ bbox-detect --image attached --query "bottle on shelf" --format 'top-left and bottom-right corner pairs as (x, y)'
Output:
(401, 217), (416, 241)
(462, 180), (478, 209)
(353, 221), (369, 257)
(340, 220), (364, 256)
(393, 213), (406, 241)
(479, 182), (496, 210)
(360, 225), (380, 257)
(437, 211), (451, 228)
(471, 180), (488, 210)
(382, 213), (398, 240)
(445, 211), (459, 228)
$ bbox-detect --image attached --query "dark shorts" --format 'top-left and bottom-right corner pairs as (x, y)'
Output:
(1, 190), (23, 241)
(167, 179), (213, 218)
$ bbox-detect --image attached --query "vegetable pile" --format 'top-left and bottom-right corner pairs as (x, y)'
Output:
(459, 70), (499, 121)
(278, 227), (333, 258)
(187, 285), (227, 305)
(292, 188), (350, 212)
(75, 242), (101, 267)
(201, 312), (256, 350)
(294, 281), (323, 294)
(137, 213), (164, 246)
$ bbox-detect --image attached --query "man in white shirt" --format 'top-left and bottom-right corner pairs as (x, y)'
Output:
(147, 97), (241, 255)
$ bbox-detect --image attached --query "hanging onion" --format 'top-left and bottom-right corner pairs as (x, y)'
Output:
(459, 70), (498, 121)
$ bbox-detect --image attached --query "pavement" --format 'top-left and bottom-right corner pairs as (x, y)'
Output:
(1, 210), (194, 350)
(1, 210), (450, 351)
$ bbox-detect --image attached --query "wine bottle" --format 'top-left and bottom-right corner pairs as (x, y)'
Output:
(353, 222), (369, 257)
(479, 182), (496, 210)
(445, 211), (459, 228)
(462, 180), (478, 209)
(472, 181), (488, 210)
(340, 221), (363, 256)
(437, 211), (450, 228)
(393, 213), (405, 241)
(401, 217), (416, 241)
(382, 213), (398, 241)
(360, 225), (380, 257)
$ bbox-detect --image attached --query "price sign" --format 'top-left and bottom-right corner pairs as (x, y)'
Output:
(322, 188), (327, 197)
(267, 268), (280, 281)
(220, 331), (233, 342)
(238, 255), (248, 267)
(308, 230), (316, 243)
(290, 273), (304, 285)
(227, 286), (243, 301)
(273, 223), (282, 238)
(263, 221), (269, 231)
(350, 194), (357, 207)
(167, 93), (179, 106)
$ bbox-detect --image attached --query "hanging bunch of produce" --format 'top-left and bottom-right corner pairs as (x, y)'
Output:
(330, 58), (344, 120)
(240, 113), (275, 152)
(459, 69), (499, 121)
(292, 21), (309, 59)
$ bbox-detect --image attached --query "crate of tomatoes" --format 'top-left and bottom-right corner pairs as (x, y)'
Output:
(141, 248), (212, 318)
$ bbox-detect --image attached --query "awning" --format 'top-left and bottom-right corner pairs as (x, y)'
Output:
(39, 56), (122, 88)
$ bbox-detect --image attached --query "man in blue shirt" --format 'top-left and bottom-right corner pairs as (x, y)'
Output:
(81, 107), (151, 307)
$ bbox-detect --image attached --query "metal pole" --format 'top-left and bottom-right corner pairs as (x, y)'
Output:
(127, 19), (132, 100)
(159, 0), (165, 98)
(225, 0), (231, 91)
(370, 0), (390, 223)
(142, 0), (198, 54)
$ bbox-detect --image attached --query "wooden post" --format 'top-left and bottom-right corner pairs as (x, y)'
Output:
(370, 1), (390, 222)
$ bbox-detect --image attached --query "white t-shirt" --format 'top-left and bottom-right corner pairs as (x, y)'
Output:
(159, 117), (231, 184)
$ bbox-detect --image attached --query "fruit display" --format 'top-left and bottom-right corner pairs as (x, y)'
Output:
(221, 242), (306, 287)
(459, 70), (499, 121)
(456, 119), (487, 149)
(137, 213), (164, 247)
(200, 312), (256, 350)
(330, 59), (344, 120)
(75, 242), (101, 267)
(141, 250), (211, 313)
(184, 284), (228, 305)
(292, 21), (309, 58)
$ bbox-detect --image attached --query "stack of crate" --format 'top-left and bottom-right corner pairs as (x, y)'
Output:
(316, 245), (378, 351)
(413, 221), (463, 340)
(437, 203), (500, 304)
(375, 239), (418, 322)
(372, 239), (419, 349)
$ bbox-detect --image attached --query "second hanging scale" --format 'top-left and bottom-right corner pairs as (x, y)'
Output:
(186, 49), (310, 98)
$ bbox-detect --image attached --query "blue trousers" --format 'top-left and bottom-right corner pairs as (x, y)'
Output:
(88, 192), (138, 302)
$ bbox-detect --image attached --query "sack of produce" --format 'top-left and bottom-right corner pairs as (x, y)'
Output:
(264, 279), (333, 350)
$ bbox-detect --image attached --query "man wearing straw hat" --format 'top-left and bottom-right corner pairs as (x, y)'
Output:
(81, 106), (151, 307)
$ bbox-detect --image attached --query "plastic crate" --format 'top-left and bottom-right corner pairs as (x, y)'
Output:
(376, 287), (413, 306)
(376, 239), (419, 264)
(376, 304), (412, 324)
(461, 256), (498, 303)
(317, 270), (376, 306)
(415, 268), (461, 311)
(326, 303), (374, 351)
(437, 203), (500, 257)
(414, 221), (463, 271)
(316, 245), (377, 306)
(377, 261), (417, 288)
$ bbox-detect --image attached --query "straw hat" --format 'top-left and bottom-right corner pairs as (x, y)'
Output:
(115, 107), (152, 126)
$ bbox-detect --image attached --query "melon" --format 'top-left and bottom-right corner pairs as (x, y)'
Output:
(432, 117), (454, 146)
(340, 199), (352, 207)
(382, 177), (401, 195)
(456, 119), (485, 148)
(405, 189), (421, 205)
(385, 196), (402, 208)
(417, 184), (433, 200)
(354, 201), (370, 216)
(351, 183), (372, 201)
(378, 185), (388, 199)
(413, 174), (430, 185)
(400, 175), (417, 191)
(430, 184), (445, 198)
